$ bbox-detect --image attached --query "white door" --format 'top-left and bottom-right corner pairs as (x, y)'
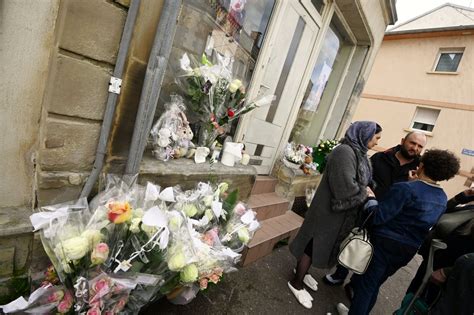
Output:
(237, 0), (321, 174)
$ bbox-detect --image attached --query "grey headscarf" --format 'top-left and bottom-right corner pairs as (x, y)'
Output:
(340, 121), (377, 186)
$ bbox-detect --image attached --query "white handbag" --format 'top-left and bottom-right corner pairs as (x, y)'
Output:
(338, 226), (373, 274)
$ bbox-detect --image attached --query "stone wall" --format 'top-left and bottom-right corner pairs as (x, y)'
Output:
(37, 0), (127, 205)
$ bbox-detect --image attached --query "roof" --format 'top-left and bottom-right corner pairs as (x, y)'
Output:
(387, 3), (474, 34)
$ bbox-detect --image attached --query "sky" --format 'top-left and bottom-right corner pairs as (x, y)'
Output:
(395, 0), (474, 25)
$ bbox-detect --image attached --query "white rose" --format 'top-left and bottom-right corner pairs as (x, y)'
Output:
(228, 79), (242, 93)
(55, 236), (89, 261)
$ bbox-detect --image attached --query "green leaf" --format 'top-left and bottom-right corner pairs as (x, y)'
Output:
(222, 189), (239, 220)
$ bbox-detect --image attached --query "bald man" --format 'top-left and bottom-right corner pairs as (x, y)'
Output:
(324, 131), (428, 287)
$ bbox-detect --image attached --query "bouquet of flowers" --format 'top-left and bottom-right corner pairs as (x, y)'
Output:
(3, 177), (260, 314)
(150, 95), (195, 161)
(312, 139), (339, 172)
(178, 52), (275, 147)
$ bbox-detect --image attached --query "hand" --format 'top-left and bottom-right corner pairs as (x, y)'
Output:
(430, 268), (447, 284)
(408, 169), (419, 181)
(464, 187), (474, 196)
(366, 187), (375, 198)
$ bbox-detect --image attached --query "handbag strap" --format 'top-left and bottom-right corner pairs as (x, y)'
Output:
(357, 208), (375, 232)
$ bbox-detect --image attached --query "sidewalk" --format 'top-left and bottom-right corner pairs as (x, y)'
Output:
(142, 245), (422, 315)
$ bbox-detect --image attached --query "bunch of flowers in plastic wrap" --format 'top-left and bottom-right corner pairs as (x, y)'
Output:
(150, 95), (195, 161)
(312, 139), (340, 172)
(3, 177), (260, 314)
(178, 52), (275, 147)
(283, 142), (318, 175)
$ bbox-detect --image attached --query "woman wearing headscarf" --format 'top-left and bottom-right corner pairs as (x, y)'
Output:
(288, 121), (382, 309)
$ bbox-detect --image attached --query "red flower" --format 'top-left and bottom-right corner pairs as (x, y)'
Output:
(227, 108), (235, 118)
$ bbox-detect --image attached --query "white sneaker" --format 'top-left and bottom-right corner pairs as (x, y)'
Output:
(336, 302), (349, 315)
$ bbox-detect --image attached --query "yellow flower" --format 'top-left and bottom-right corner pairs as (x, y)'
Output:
(107, 201), (132, 224)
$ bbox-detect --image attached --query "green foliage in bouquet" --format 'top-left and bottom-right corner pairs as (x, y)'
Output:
(312, 139), (339, 173)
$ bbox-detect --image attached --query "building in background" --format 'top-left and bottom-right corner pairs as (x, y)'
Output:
(353, 3), (474, 197)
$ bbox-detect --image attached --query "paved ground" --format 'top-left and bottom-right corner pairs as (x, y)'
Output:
(142, 245), (422, 315)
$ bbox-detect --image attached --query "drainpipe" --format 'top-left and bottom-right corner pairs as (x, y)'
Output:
(80, 0), (141, 198)
(125, 1), (182, 175)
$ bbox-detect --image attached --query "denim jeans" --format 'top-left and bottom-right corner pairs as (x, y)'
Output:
(349, 236), (417, 315)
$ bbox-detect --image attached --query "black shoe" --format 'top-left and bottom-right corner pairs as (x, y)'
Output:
(323, 273), (344, 286)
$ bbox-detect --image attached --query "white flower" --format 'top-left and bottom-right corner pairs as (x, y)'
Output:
(228, 79), (242, 93)
(203, 195), (213, 207)
(130, 218), (141, 233)
(55, 236), (89, 262)
(238, 228), (250, 244)
(168, 252), (186, 271)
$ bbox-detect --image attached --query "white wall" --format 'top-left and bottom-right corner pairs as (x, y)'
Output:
(0, 0), (60, 207)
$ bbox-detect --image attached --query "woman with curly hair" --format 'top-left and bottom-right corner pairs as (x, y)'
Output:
(338, 149), (460, 315)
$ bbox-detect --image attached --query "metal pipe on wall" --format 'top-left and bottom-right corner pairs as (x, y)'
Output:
(80, 0), (141, 198)
(125, 0), (182, 175)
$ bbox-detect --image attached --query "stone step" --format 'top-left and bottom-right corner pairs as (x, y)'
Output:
(248, 192), (289, 221)
(250, 175), (278, 195)
(240, 210), (303, 266)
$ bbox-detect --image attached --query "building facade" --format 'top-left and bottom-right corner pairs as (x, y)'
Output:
(0, 0), (396, 299)
(353, 3), (474, 197)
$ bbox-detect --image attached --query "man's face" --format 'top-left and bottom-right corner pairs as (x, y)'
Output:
(400, 133), (427, 159)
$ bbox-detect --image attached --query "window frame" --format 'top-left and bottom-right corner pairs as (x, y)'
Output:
(432, 48), (465, 73)
(410, 106), (441, 134)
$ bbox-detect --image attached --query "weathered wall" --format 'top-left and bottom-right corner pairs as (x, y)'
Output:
(37, 0), (127, 205)
(0, 0), (60, 208)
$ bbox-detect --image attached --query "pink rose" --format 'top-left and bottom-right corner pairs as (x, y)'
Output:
(86, 307), (101, 315)
(91, 243), (109, 265)
(199, 278), (208, 290)
(233, 203), (246, 216)
(47, 290), (64, 303)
